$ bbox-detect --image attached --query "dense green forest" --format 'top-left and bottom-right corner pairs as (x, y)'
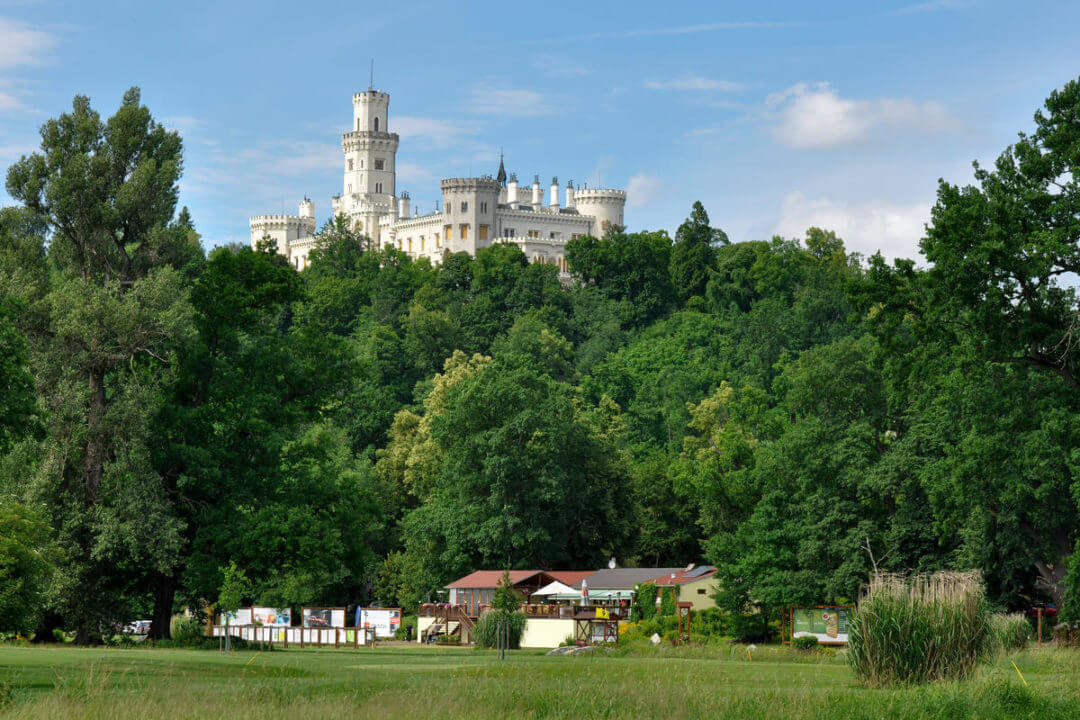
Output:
(2, 79), (1080, 644)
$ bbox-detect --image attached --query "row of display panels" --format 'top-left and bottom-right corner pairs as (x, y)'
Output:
(219, 607), (402, 638)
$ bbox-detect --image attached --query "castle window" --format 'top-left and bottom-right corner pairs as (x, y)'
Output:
(504, 228), (516, 237)
(360, 160), (364, 168)
(479, 224), (488, 241)
(374, 117), (379, 132)
(460, 201), (468, 212)
(348, 183), (352, 194)
(375, 159), (385, 170)
(444, 225), (452, 242)
(420, 236), (425, 251)
(480, 201), (488, 214)
(459, 224), (469, 240)
(376, 182), (383, 193)
(408, 237), (413, 253)
(435, 233), (440, 248)
(348, 159), (353, 171)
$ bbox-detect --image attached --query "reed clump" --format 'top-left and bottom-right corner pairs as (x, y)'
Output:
(848, 571), (993, 686)
(991, 612), (1030, 652)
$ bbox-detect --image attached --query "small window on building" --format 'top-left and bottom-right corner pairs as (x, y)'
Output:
(347, 183), (352, 194)
(697, 588), (707, 595)
(376, 182), (382, 193)
(408, 238), (413, 253)
(444, 225), (452, 242)
(420, 236), (425, 251)
(348, 159), (353, 171)
(550, 231), (556, 239)
(374, 117), (379, 132)
(480, 201), (488, 214)
(459, 224), (469, 240)
(479, 224), (488, 241)
(375, 158), (385, 170)
(504, 228), (516, 237)
(461, 201), (468, 212)
(435, 233), (441, 248)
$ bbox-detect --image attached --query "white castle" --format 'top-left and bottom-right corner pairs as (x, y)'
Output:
(250, 86), (627, 273)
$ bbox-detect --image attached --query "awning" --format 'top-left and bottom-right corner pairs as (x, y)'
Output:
(531, 580), (577, 596)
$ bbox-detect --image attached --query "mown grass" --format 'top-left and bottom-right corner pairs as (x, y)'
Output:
(0, 643), (1077, 719)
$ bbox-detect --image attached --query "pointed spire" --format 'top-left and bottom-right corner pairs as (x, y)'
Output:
(496, 148), (507, 186)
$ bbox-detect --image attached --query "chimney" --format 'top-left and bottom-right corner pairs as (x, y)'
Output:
(398, 191), (410, 219)
(565, 180), (575, 208)
(531, 174), (541, 207)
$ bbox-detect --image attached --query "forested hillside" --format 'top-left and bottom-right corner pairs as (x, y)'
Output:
(2, 79), (1080, 643)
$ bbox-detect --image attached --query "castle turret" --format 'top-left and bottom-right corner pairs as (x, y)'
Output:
(441, 177), (500, 254)
(507, 173), (519, 205)
(341, 89), (399, 212)
(573, 188), (627, 238)
(299, 197), (315, 219)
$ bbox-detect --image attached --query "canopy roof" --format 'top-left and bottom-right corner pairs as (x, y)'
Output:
(531, 581), (577, 596)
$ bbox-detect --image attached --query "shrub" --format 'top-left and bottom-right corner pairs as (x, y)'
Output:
(791, 635), (819, 651)
(170, 614), (204, 643)
(848, 571), (993, 686)
(394, 615), (416, 641)
(472, 610), (526, 649)
(633, 582), (657, 622)
(991, 612), (1030, 652)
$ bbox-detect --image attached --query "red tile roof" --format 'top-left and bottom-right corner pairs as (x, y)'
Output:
(548, 571), (592, 587)
(445, 570), (547, 589)
(654, 566), (718, 586)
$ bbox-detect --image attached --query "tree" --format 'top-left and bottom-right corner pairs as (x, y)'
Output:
(566, 231), (675, 326)
(217, 560), (251, 652)
(670, 201), (727, 301)
(5, 89), (197, 643)
(885, 77), (1080, 392)
(0, 503), (52, 636)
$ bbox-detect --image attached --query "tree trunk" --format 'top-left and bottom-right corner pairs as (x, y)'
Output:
(84, 366), (106, 501)
(149, 573), (177, 640)
(1034, 530), (1073, 607)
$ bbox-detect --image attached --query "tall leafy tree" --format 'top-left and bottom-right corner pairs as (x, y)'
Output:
(5, 89), (198, 642)
(670, 201), (727, 301)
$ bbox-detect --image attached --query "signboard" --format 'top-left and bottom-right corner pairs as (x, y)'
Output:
(251, 607), (290, 626)
(303, 607), (347, 628)
(792, 606), (851, 645)
(356, 607), (401, 638)
(220, 607), (252, 626)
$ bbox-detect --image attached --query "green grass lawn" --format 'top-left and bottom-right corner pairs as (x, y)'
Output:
(0, 643), (1078, 719)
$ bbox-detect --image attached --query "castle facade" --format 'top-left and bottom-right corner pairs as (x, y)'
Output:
(250, 87), (627, 273)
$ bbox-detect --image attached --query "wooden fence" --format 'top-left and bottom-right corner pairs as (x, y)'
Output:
(211, 625), (377, 648)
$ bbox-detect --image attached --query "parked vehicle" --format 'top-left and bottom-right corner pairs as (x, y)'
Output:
(1026, 602), (1058, 619)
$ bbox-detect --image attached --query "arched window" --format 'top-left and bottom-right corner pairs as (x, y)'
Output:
(374, 117), (379, 132)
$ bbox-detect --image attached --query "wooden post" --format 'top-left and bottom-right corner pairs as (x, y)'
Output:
(1038, 607), (1043, 647)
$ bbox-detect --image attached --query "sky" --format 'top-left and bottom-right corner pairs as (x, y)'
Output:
(1, 0), (1079, 261)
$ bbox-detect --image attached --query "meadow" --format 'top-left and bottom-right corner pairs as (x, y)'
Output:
(1, 643), (1078, 719)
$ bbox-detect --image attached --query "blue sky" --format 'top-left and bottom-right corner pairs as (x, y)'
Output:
(2, 0), (1079, 260)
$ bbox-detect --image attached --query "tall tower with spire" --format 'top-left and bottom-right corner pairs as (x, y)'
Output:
(496, 149), (507, 187)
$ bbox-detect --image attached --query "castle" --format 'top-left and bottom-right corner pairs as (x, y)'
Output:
(249, 86), (627, 272)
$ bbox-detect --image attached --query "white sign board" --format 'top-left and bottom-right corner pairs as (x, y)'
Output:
(359, 608), (401, 638)
(251, 607), (290, 626)
(221, 607), (252, 626)
(303, 607), (347, 628)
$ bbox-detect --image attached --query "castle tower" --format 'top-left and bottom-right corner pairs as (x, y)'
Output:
(574, 188), (627, 238)
(441, 177), (501, 254)
(342, 89), (399, 212)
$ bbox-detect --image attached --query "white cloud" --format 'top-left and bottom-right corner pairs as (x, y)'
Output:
(532, 54), (589, 78)
(644, 76), (743, 92)
(396, 161), (437, 185)
(891, 0), (973, 15)
(393, 116), (474, 148)
(0, 16), (54, 69)
(775, 190), (930, 259)
(767, 82), (959, 149)
(0, 141), (35, 162)
(625, 173), (666, 209)
(0, 89), (27, 112)
(469, 88), (553, 117)
(588, 21), (792, 40)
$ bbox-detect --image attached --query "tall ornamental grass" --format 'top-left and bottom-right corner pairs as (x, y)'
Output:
(848, 571), (993, 686)
(991, 612), (1030, 652)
